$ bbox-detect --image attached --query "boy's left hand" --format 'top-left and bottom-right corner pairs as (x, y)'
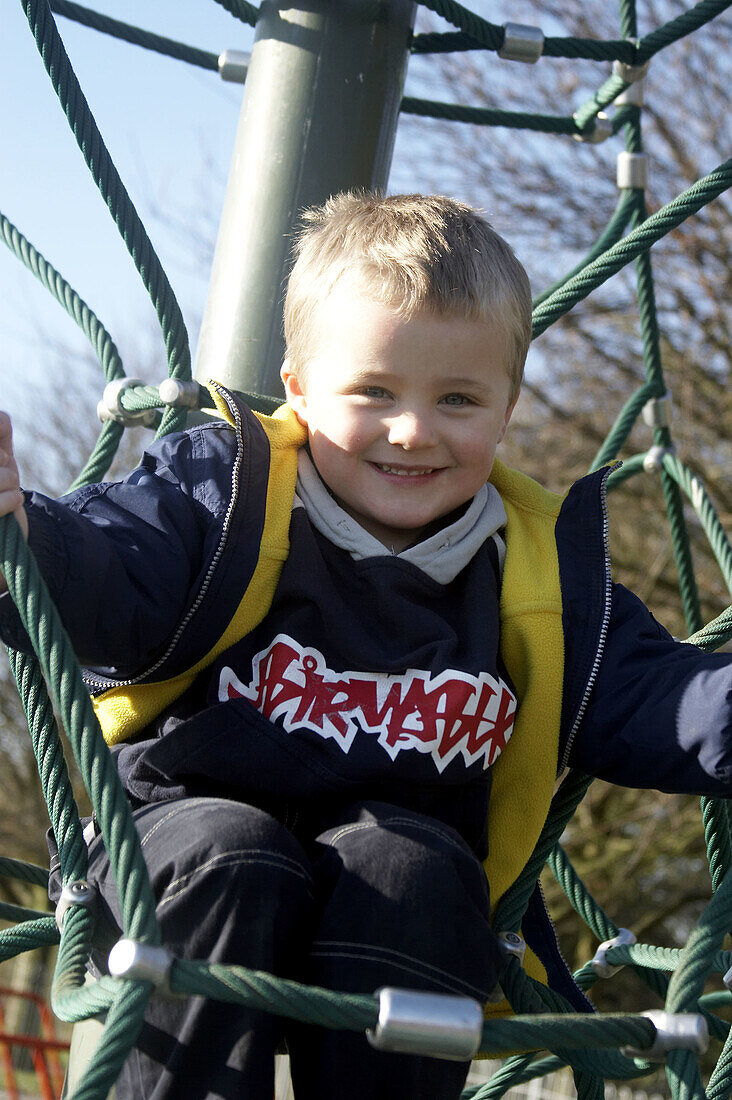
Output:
(0, 411), (28, 594)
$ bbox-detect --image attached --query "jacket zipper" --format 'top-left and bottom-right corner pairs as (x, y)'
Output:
(83, 381), (245, 693)
(535, 878), (595, 1011)
(558, 464), (618, 772)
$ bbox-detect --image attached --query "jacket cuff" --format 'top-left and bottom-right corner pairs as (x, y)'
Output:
(0, 494), (70, 655)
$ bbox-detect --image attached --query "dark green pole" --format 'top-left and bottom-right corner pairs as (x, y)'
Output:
(194, 0), (417, 400)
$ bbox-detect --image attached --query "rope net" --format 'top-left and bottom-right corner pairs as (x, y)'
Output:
(0, 1), (731, 1097)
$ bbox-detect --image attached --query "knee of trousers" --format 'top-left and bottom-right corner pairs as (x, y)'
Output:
(316, 802), (491, 910)
(87, 798), (315, 964)
(308, 804), (499, 1001)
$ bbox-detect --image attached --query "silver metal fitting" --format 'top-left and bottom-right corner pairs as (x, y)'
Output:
(485, 933), (525, 1003)
(642, 391), (673, 429)
(622, 1010), (709, 1062)
(615, 80), (645, 107)
(158, 378), (206, 409)
(218, 49), (250, 83)
(643, 443), (676, 474)
(108, 939), (174, 994)
(723, 963), (732, 991)
(573, 112), (613, 144)
(367, 987), (483, 1061)
(617, 151), (648, 190)
(613, 54), (650, 84)
(592, 929), (637, 978)
(498, 931), (526, 964)
(98, 378), (158, 427)
(55, 880), (97, 931)
(498, 23), (544, 63)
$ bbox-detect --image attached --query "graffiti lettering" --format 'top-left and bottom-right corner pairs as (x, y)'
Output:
(219, 634), (516, 774)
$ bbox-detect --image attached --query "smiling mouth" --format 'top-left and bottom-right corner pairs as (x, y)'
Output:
(371, 463), (438, 477)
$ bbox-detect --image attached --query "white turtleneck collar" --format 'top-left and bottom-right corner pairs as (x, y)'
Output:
(294, 450), (506, 585)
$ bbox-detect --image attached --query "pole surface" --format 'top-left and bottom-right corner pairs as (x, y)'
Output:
(194, 0), (417, 400)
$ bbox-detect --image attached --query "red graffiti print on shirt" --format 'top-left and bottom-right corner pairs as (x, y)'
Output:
(219, 634), (516, 774)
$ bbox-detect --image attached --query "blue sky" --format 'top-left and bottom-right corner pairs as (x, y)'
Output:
(1, 2), (468, 465)
(1, 3), (254, 414)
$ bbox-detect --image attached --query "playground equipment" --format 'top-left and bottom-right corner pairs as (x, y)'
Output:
(0, 986), (69, 1100)
(0, 2), (731, 1098)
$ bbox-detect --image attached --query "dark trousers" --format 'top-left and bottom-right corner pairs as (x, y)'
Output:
(80, 797), (500, 1099)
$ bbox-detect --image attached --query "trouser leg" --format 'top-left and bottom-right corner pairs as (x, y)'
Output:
(288, 801), (500, 1100)
(84, 797), (315, 1100)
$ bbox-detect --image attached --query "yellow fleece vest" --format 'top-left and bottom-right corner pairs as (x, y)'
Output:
(93, 398), (566, 1006)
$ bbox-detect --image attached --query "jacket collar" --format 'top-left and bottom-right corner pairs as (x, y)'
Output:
(294, 450), (507, 583)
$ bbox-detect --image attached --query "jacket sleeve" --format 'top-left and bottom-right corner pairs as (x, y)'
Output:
(567, 583), (732, 796)
(0, 424), (233, 676)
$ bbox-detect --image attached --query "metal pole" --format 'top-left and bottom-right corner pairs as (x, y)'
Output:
(194, 0), (417, 400)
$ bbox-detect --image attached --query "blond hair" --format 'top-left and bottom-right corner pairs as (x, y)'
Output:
(284, 192), (531, 399)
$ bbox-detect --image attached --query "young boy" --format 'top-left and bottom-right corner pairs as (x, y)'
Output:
(0, 192), (730, 1100)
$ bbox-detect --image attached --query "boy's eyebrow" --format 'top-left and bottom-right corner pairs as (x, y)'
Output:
(345, 368), (493, 391)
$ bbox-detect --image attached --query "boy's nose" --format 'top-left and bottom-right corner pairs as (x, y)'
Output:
(386, 411), (437, 450)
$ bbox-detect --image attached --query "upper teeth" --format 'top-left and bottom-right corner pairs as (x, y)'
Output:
(376, 464), (434, 476)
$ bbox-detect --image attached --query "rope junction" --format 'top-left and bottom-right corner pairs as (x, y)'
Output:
(1, 1), (731, 1097)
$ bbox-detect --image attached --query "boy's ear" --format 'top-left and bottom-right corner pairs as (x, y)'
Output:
(497, 391), (519, 444)
(280, 360), (309, 427)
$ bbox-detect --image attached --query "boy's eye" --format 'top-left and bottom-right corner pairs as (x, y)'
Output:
(359, 385), (389, 399)
(441, 393), (472, 407)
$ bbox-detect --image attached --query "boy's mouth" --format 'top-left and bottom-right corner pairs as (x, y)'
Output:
(370, 462), (437, 477)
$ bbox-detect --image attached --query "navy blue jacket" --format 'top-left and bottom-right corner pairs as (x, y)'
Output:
(1, 388), (730, 1009)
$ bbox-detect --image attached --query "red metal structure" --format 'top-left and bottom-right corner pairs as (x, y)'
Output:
(0, 987), (69, 1100)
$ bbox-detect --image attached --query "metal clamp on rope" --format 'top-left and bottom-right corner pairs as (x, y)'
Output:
(622, 1010), (709, 1062)
(367, 987), (483, 1061)
(613, 52), (650, 85)
(617, 152), (648, 190)
(573, 112), (613, 144)
(498, 931), (526, 964)
(615, 79), (645, 108)
(485, 932), (526, 1003)
(498, 23), (544, 63)
(591, 928), (636, 978)
(108, 939), (175, 996)
(642, 391), (673, 429)
(218, 49), (250, 83)
(643, 443), (676, 474)
(158, 378), (208, 409)
(55, 880), (97, 931)
(98, 378), (158, 427)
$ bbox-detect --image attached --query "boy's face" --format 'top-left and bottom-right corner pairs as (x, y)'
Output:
(282, 288), (517, 553)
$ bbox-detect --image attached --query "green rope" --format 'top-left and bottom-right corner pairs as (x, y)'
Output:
(63, 980), (151, 1100)
(0, 212), (124, 381)
(48, 0), (220, 71)
(532, 158), (732, 338)
(411, 30), (635, 62)
(212, 0), (260, 28)
(0, 515), (159, 944)
(21, 0), (191, 438)
(635, 0), (732, 62)
(0, 918), (60, 962)
(686, 606), (732, 652)
(0, 211), (128, 485)
(0, 855), (50, 888)
(7, 646), (87, 884)
(533, 190), (636, 310)
(548, 845), (669, 999)
(493, 771), (594, 935)
(661, 453), (732, 601)
(1, 3), (730, 1098)
(67, 420), (124, 492)
(0, 900), (54, 923)
(401, 98), (576, 134)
